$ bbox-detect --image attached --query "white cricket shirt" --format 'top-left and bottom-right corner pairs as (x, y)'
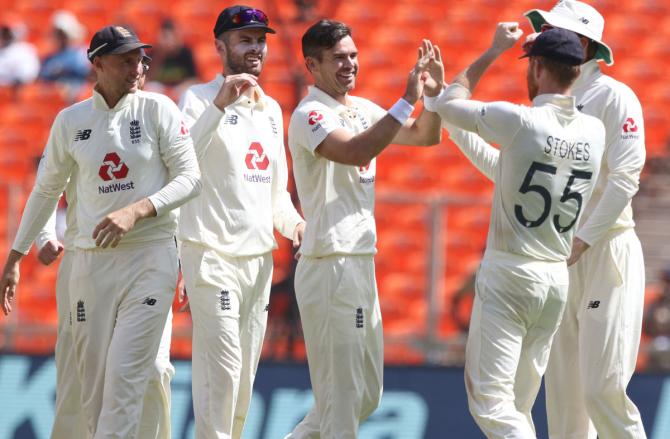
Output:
(435, 86), (606, 262)
(13, 89), (201, 253)
(178, 76), (303, 257)
(571, 60), (646, 245)
(289, 86), (387, 257)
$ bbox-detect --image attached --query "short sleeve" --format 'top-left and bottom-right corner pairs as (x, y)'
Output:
(294, 104), (342, 155)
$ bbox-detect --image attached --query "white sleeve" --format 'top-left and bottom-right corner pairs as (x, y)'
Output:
(33, 152), (61, 250)
(445, 121), (499, 181)
(433, 84), (523, 148)
(179, 87), (223, 161)
(576, 88), (646, 245)
(271, 109), (304, 239)
(12, 113), (74, 254)
(295, 105), (342, 155)
(148, 99), (202, 216)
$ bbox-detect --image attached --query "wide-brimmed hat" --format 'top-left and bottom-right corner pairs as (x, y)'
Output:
(525, 0), (613, 66)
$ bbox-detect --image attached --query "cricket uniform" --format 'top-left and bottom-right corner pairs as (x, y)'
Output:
(286, 86), (387, 439)
(13, 88), (201, 438)
(431, 84), (606, 438)
(544, 59), (647, 439)
(178, 77), (303, 439)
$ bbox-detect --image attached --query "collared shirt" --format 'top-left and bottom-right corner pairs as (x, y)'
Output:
(13, 89), (201, 253)
(571, 59), (646, 245)
(178, 75), (303, 257)
(434, 86), (606, 262)
(288, 86), (387, 257)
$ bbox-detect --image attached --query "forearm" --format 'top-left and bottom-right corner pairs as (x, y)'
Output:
(451, 47), (505, 94)
(189, 104), (223, 161)
(575, 181), (635, 245)
(273, 192), (304, 239)
(396, 108), (442, 146)
(446, 122), (499, 181)
(148, 172), (201, 216)
(35, 206), (59, 250)
(12, 192), (61, 254)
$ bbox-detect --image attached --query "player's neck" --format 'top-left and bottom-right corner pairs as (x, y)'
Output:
(537, 83), (571, 98)
(314, 84), (349, 105)
(94, 83), (127, 109)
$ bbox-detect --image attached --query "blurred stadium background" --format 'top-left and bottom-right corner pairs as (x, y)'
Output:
(1, 0), (670, 437)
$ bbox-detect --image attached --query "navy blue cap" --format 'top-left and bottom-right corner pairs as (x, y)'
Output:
(521, 27), (584, 66)
(88, 25), (151, 62)
(213, 5), (275, 38)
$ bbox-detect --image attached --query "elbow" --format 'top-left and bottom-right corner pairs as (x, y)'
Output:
(192, 175), (203, 196)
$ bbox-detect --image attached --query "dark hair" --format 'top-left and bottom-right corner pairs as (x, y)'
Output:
(536, 56), (581, 88)
(301, 19), (351, 60)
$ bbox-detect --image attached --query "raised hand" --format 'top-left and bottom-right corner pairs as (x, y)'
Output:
(213, 73), (259, 111)
(421, 39), (445, 97)
(403, 43), (434, 104)
(491, 22), (524, 53)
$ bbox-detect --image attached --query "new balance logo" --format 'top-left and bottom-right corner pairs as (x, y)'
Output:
(142, 297), (157, 306)
(76, 300), (86, 322)
(220, 290), (231, 311)
(225, 114), (238, 125)
(356, 307), (364, 328)
(74, 129), (91, 141)
(129, 119), (141, 142)
(587, 300), (601, 309)
(577, 104), (584, 112)
(264, 304), (270, 312)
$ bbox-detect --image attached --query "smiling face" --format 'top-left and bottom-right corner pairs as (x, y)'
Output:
(217, 27), (268, 76)
(94, 49), (144, 103)
(307, 35), (358, 101)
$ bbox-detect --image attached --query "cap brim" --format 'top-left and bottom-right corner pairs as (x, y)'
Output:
(107, 42), (153, 55)
(217, 23), (276, 36)
(524, 9), (614, 66)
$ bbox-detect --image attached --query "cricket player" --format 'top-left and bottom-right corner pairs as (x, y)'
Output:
(286, 20), (442, 438)
(36, 57), (176, 439)
(177, 6), (305, 438)
(424, 25), (606, 437)
(523, 2), (648, 438)
(0, 25), (201, 438)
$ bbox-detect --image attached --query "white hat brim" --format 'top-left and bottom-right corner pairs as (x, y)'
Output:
(525, 9), (614, 66)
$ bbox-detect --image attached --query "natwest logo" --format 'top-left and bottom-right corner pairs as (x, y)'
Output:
(308, 111), (323, 126)
(623, 117), (638, 133)
(245, 142), (269, 171)
(99, 152), (129, 181)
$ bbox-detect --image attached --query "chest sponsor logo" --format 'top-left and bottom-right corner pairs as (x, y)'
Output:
(244, 142), (272, 183)
(622, 117), (640, 140)
(245, 142), (269, 170)
(74, 129), (92, 141)
(358, 162), (375, 184)
(129, 119), (141, 144)
(98, 152), (136, 194)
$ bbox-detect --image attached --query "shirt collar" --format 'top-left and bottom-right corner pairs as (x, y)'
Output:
(532, 93), (576, 112)
(573, 59), (601, 90)
(92, 87), (136, 111)
(307, 85), (350, 112)
(217, 74), (268, 110)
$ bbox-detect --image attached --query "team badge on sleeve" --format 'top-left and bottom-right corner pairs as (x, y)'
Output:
(308, 110), (324, 126)
(622, 117), (640, 140)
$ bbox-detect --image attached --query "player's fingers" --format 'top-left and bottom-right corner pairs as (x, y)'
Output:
(109, 233), (124, 248)
(434, 45), (442, 63)
(92, 218), (109, 239)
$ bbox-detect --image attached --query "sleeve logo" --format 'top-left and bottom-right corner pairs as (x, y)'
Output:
(308, 110), (324, 126)
(623, 117), (638, 133)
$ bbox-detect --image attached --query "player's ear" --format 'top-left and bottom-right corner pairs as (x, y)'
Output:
(215, 38), (226, 55)
(305, 56), (316, 74)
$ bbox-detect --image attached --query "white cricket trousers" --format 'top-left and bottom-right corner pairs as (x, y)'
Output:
(465, 250), (569, 439)
(545, 228), (647, 439)
(287, 255), (383, 439)
(181, 243), (273, 439)
(68, 239), (178, 439)
(51, 253), (176, 439)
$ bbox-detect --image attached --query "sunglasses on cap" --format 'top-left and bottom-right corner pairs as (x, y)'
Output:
(232, 8), (269, 26)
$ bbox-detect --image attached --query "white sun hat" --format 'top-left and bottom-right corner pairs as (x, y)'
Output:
(525, 0), (614, 66)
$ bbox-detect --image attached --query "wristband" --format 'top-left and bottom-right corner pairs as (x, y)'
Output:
(388, 98), (414, 124)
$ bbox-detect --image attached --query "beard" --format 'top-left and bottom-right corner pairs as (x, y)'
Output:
(226, 47), (264, 76)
